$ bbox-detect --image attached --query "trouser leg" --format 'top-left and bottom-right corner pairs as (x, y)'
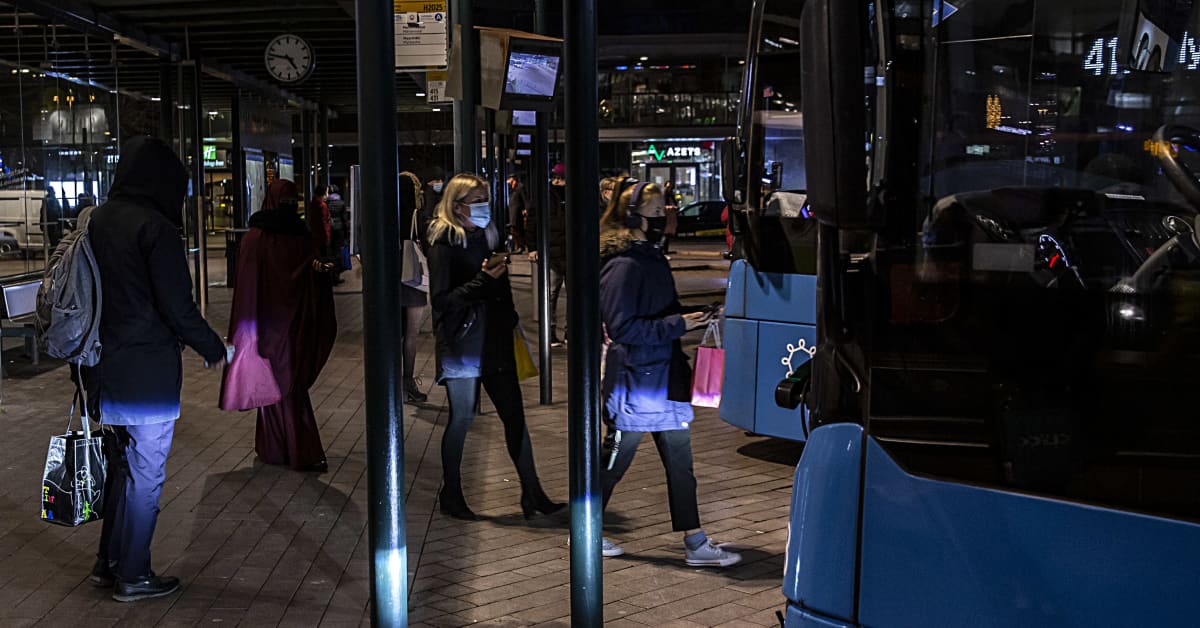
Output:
(600, 428), (645, 512)
(114, 421), (175, 581)
(97, 426), (130, 565)
(651, 429), (701, 531)
(549, 265), (565, 340)
(442, 378), (479, 491)
(481, 370), (538, 484)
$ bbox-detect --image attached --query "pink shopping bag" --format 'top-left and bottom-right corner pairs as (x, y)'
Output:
(691, 319), (724, 408)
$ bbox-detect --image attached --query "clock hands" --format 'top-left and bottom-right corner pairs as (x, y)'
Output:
(268, 52), (300, 71)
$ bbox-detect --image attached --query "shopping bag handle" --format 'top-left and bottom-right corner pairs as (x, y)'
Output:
(701, 318), (722, 348)
(65, 364), (94, 434)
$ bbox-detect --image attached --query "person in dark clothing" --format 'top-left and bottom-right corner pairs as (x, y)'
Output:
(40, 186), (64, 247)
(661, 180), (680, 254)
(526, 163), (568, 345)
(399, 171), (429, 403)
(326, 185), (348, 284)
(596, 179), (741, 567)
(427, 173), (562, 521)
(309, 184), (332, 257)
(505, 174), (530, 252)
(87, 136), (230, 601)
(419, 165), (446, 232)
(220, 179), (337, 473)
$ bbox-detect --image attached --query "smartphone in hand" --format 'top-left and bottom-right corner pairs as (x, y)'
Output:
(486, 252), (510, 269)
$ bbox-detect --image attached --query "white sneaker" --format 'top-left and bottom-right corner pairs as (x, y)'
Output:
(602, 537), (625, 557)
(685, 539), (741, 567)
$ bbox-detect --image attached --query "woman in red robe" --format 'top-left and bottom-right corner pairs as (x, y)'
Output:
(220, 179), (337, 472)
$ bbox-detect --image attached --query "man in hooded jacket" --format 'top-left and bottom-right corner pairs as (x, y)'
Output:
(87, 136), (228, 602)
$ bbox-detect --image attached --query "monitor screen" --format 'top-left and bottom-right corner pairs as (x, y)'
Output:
(516, 148), (532, 156)
(512, 110), (537, 126)
(504, 51), (560, 97)
(517, 133), (532, 144)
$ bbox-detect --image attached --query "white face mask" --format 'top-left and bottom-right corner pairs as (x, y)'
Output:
(431, 182), (444, 193)
(467, 201), (491, 229)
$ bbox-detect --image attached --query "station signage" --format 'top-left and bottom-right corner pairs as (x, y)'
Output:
(426, 70), (452, 104)
(394, 1), (448, 70)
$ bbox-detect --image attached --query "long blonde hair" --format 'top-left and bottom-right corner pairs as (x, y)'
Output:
(601, 180), (663, 231)
(427, 173), (498, 248)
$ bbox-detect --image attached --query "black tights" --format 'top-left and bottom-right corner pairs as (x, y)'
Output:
(442, 370), (540, 493)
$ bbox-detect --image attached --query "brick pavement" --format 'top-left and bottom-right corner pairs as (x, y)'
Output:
(0, 258), (800, 627)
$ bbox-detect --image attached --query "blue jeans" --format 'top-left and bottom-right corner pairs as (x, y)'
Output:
(97, 421), (175, 580)
(442, 372), (539, 493)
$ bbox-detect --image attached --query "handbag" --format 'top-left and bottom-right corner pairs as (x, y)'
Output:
(667, 339), (693, 403)
(691, 319), (725, 408)
(41, 378), (111, 527)
(401, 208), (429, 292)
(514, 326), (539, 381)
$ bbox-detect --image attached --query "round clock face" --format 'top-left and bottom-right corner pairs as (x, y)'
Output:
(265, 34), (314, 83)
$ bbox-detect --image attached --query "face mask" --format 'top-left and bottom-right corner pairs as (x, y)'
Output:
(643, 216), (667, 246)
(431, 182), (444, 193)
(467, 201), (491, 229)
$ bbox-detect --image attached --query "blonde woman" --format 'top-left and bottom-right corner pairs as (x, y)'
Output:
(427, 173), (563, 521)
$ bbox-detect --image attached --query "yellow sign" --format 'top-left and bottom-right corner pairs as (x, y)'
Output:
(395, 1), (445, 11)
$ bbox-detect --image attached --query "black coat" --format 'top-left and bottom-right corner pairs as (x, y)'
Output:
(527, 184), (567, 269)
(88, 136), (225, 425)
(428, 226), (517, 381)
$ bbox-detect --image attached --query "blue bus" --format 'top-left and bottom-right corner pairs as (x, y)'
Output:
(720, 0), (817, 441)
(728, 0), (1200, 625)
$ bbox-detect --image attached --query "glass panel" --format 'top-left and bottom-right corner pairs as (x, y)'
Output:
(871, 0), (1200, 520)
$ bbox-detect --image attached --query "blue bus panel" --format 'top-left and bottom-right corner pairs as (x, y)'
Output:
(720, 260), (818, 440)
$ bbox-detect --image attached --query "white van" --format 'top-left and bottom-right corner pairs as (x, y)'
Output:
(0, 189), (46, 254)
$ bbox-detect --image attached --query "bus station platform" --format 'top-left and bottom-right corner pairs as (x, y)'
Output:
(0, 243), (800, 628)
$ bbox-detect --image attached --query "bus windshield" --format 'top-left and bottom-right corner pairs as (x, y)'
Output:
(739, 0), (818, 274)
(865, 0), (1200, 521)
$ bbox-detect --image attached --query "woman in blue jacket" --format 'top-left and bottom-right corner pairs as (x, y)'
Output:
(598, 179), (742, 567)
(427, 173), (563, 521)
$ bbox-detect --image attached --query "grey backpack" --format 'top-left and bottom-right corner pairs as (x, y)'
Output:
(36, 206), (102, 366)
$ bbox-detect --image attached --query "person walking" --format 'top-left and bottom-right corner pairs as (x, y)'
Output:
(220, 179), (337, 473)
(527, 163), (568, 346)
(86, 136), (231, 601)
(505, 174), (530, 252)
(309, 184), (332, 258)
(427, 173), (563, 521)
(596, 179), (742, 567)
(661, 179), (680, 254)
(399, 170), (429, 403)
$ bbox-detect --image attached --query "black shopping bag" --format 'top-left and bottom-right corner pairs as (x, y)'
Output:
(41, 385), (111, 527)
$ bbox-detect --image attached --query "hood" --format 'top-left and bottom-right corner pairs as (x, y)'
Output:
(263, 179), (299, 211)
(108, 136), (189, 227)
(600, 226), (644, 260)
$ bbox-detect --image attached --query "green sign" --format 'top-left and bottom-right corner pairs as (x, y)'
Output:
(203, 144), (217, 161)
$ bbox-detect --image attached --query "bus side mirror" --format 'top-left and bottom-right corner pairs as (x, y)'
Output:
(721, 137), (744, 206)
(800, 0), (870, 229)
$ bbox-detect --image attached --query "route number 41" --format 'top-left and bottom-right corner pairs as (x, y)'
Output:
(1083, 37), (1119, 76)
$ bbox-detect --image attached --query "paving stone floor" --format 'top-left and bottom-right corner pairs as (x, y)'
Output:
(0, 251), (801, 627)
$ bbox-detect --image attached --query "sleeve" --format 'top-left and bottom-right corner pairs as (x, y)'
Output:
(600, 260), (686, 347)
(145, 221), (226, 363)
(428, 240), (499, 314)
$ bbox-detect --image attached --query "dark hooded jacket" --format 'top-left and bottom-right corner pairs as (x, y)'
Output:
(88, 136), (225, 425)
(527, 183), (567, 269)
(599, 226), (693, 431)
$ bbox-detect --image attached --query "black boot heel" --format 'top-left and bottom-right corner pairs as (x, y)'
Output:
(520, 488), (565, 520)
(440, 488), (481, 521)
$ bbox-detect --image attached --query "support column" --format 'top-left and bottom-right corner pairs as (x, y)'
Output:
(299, 109), (312, 200)
(320, 107), (331, 187)
(564, 0), (603, 624)
(451, 0), (477, 173)
(231, 91), (246, 228)
(158, 58), (173, 143)
(189, 62), (208, 316)
(353, 0), (408, 625)
(534, 0), (552, 405)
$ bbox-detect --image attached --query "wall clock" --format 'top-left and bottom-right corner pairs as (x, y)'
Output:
(264, 34), (314, 83)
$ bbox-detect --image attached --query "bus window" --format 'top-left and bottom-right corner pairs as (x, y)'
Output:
(870, 0), (1200, 520)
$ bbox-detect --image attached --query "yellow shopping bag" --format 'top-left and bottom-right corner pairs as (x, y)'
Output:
(514, 327), (539, 380)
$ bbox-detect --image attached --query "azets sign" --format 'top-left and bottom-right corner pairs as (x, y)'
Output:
(647, 143), (703, 161)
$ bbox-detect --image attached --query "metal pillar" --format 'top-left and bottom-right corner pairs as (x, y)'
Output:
(158, 59), (173, 143)
(354, 0), (408, 625)
(320, 107), (331, 187)
(451, 0), (477, 173)
(189, 62), (208, 316)
(231, 91), (247, 228)
(564, 0), (603, 624)
(534, 0), (553, 405)
(299, 109), (312, 199)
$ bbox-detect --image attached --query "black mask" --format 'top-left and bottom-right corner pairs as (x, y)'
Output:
(643, 217), (667, 247)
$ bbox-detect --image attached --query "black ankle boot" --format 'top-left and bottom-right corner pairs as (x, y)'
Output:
(521, 485), (565, 520)
(439, 487), (480, 521)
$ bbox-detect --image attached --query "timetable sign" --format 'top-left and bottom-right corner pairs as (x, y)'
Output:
(394, 1), (447, 70)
